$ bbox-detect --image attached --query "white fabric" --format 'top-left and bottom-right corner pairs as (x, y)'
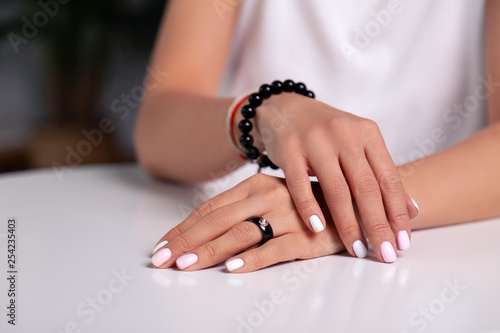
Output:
(221, 0), (488, 167)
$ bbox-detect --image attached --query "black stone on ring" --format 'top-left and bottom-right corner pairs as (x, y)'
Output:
(245, 217), (274, 245)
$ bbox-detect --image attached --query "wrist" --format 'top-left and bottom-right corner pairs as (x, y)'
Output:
(255, 92), (300, 145)
(227, 91), (255, 158)
(233, 101), (265, 152)
(233, 80), (315, 168)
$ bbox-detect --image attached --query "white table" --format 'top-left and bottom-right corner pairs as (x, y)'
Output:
(0, 164), (499, 333)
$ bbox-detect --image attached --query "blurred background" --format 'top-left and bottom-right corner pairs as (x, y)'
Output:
(0, 0), (167, 174)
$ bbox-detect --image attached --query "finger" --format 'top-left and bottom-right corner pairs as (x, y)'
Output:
(152, 178), (251, 254)
(281, 156), (327, 233)
(176, 221), (264, 271)
(177, 208), (302, 271)
(224, 233), (305, 273)
(340, 150), (397, 263)
(365, 131), (411, 251)
(310, 150), (368, 259)
(405, 193), (420, 219)
(152, 195), (267, 269)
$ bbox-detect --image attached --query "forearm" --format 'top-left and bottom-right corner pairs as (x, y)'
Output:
(487, 0), (500, 122)
(134, 0), (242, 182)
(134, 90), (245, 182)
(398, 122), (500, 230)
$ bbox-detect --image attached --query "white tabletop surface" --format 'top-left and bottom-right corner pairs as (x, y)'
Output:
(0, 164), (499, 333)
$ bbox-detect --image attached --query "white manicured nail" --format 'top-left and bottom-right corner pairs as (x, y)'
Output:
(153, 240), (168, 254)
(352, 240), (368, 258)
(309, 215), (324, 233)
(226, 258), (244, 272)
(397, 230), (411, 251)
(410, 197), (420, 215)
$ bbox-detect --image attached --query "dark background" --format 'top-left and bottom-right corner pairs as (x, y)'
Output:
(0, 0), (167, 174)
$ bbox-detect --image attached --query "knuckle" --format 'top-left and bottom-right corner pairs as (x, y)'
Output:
(249, 173), (278, 192)
(233, 223), (258, 243)
(246, 250), (265, 266)
(250, 172), (267, 184)
(327, 117), (338, 129)
(202, 242), (219, 262)
(192, 200), (215, 220)
(286, 174), (310, 194)
(324, 180), (350, 202)
(205, 208), (232, 230)
(296, 197), (317, 212)
(338, 223), (359, 238)
(269, 182), (290, 200)
(173, 234), (192, 253)
(379, 170), (403, 194)
(356, 174), (380, 197)
(362, 118), (379, 133)
(267, 241), (286, 259)
(390, 212), (410, 225)
(368, 221), (389, 236)
(166, 226), (183, 239)
(328, 115), (349, 130)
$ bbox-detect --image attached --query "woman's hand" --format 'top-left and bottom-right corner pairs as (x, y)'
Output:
(151, 174), (419, 272)
(151, 174), (345, 272)
(252, 89), (417, 263)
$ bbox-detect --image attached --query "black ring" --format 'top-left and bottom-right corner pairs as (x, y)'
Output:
(245, 217), (274, 245)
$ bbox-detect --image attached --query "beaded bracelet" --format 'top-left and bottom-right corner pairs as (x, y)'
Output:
(238, 79), (315, 169)
(226, 91), (252, 159)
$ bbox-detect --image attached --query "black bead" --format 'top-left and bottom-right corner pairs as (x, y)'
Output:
(245, 146), (260, 160)
(241, 105), (255, 119)
(259, 155), (279, 169)
(269, 160), (280, 169)
(239, 134), (254, 148)
(294, 82), (307, 95)
(248, 93), (262, 107)
(270, 81), (283, 94)
(259, 155), (269, 168)
(305, 90), (315, 99)
(259, 84), (272, 98)
(283, 79), (295, 92)
(238, 119), (253, 134)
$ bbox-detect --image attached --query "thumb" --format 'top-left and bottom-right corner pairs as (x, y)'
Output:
(405, 194), (420, 219)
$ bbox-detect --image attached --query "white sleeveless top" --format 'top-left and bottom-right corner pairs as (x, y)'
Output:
(220, 0), (488, 168)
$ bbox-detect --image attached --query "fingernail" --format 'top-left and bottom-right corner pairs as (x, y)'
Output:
(151, 248), (172, 268)
(397, 230), (411, 251)
(176, 253), (198, 270)
(380, 241), (397, 263)
(352, 240), (368, 258)
(153, 240), (168, 254)
(309, 215), (324, 233)
(410, 197), (420, 215)
(226, 258), (244, 272)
